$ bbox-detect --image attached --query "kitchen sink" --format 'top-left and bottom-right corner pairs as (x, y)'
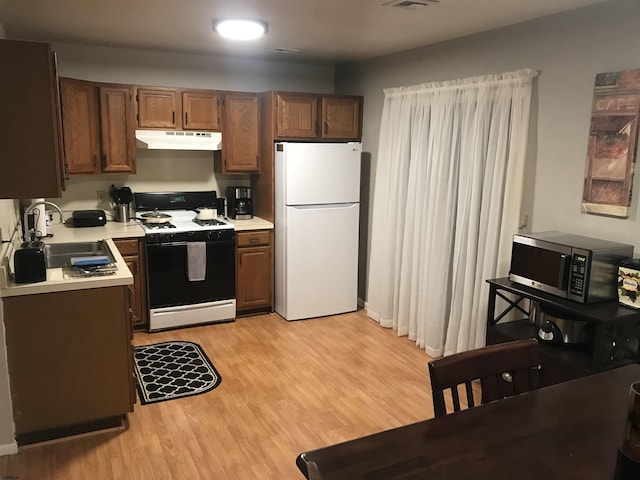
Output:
(44, 240), (115, 269)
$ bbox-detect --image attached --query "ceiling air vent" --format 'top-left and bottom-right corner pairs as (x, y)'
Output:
(383, 0), (439, 9)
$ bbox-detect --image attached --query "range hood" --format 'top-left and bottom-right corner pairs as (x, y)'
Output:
(135, 130), (222, 151)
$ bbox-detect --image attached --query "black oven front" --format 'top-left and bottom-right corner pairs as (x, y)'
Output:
(145, 229), (236, 331)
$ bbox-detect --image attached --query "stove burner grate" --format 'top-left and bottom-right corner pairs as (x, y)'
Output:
(193, 218), (227, 227)
(145, 223), (176, 229)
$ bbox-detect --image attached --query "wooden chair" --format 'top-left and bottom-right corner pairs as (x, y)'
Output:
(303, 459), (323, 480)
(428, 338), (542, 417)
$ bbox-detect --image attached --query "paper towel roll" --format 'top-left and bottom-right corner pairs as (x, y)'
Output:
(31, 198), (47, 238)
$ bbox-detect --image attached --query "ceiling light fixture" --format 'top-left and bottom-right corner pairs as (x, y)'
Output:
(213, 19), (268, 41)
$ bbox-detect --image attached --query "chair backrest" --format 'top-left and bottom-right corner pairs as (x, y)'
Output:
(428, 338), (541, 417)
(305, 460), (323, 480)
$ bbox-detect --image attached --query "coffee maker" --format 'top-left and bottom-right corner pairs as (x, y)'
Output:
(226, 186), (253, 220)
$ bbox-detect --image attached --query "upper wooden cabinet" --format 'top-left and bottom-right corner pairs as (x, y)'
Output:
(99, 85), (136, 174)
(136, 87), (220, 131)
(182, 90), (220, 130)
(60, 78), (136, 175)
(321, 96), (363, 140)
(0, 39), (66, 199)
(136, 87), (179, 129)
(60, 78), (101, 175)
(272, 91), (363, 141)
(275, 92), (319, 138)
(215, 93), (260, 174)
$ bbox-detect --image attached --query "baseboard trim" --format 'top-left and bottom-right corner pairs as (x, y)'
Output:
(0, 440), (19, 456)
(17, 415), (125, 446)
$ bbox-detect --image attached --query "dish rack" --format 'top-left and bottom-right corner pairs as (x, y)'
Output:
(63, 262), (118, 278)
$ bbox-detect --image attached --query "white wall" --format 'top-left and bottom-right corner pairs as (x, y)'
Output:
(335, 0), (640, 300)
(0, 201), (19, 243)
(53, 42), (335, 93)
(50, 151), (252, 216)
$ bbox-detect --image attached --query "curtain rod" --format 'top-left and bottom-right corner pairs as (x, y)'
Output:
(384, 68), (540, 97)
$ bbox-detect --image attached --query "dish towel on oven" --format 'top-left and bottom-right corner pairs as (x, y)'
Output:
(187, 242), (206, 281)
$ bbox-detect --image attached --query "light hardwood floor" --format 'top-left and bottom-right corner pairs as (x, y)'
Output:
(1, 309), (437, 479)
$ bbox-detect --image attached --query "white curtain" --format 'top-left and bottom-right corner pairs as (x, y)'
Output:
(366, 68), (538, 357)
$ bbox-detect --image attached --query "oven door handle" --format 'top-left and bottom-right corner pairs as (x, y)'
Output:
(152, 300), (236, 315)
(148, 238), (235, 248)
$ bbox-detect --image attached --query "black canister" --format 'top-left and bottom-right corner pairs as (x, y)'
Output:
(14, 241), (46, 284)
(216, 197), (226, 218)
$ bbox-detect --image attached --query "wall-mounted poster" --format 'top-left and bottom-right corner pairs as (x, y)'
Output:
(582, 69), (640, 218)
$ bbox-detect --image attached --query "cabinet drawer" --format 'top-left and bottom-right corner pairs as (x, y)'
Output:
(113, 238), (139, 256)
(236, 231), (270, 247)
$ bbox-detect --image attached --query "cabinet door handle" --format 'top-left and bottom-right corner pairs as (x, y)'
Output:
(172, 111), (175, 124)
(249, 237), (260, 244)
(185, 112), (188, 125)
(93, 155), (98, 168)
(127, 285), (136, 321)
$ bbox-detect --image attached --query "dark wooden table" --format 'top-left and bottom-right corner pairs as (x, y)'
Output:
(296, 364), (640, 479)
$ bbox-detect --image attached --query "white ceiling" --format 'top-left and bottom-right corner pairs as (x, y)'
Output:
(0, 0), (608, 64)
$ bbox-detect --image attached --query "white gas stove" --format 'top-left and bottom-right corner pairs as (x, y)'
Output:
(133, 191), (236, 332)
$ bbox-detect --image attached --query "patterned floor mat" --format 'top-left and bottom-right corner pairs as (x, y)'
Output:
(133, 341), (221, 404)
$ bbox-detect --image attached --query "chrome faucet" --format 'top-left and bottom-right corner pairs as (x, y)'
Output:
(23, 201), (66, 242)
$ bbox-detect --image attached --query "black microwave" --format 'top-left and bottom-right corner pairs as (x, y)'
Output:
(509, 231), (633, 303)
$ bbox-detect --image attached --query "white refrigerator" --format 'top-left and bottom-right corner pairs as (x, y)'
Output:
(274, 142), (362, 321)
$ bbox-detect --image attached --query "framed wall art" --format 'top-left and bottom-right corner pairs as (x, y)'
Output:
(582, 69), (640, 218)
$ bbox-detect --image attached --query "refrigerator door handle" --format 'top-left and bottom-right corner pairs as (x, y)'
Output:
(289, 203), (358, 209)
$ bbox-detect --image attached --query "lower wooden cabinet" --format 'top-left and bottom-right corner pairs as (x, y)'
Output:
(236, 230), (274, 314)
(113, 237), (148, 330)
(3, 286), (135, 442)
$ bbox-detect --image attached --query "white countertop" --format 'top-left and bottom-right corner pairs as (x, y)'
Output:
(44, 220), (146, 244)
(226, 217), (274, 231)
(0, 216), (272, 297)
(43, 216), (274, 239)
(0, 221), (143, 297)
(0, 238), (133, 297)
